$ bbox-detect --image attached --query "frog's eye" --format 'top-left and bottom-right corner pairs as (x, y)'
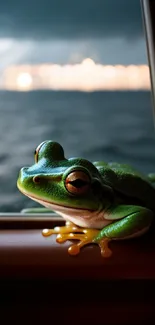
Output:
(34, 141), (46, 163)
(65, 171), (90, 195)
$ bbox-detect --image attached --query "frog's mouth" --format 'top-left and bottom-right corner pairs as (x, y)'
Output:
(18, 187), (94, 216)
(18, 186), (111, 229)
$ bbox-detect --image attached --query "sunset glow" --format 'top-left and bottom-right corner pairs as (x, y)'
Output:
(2, 59), (151, 91)
(16, 72), (33, 89)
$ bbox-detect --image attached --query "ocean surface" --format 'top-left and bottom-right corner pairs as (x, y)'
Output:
(0, 90), (155, 212)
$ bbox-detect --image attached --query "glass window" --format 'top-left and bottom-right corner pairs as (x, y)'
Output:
(0, 0), (154, 212)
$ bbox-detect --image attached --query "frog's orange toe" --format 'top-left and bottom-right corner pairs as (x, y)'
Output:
(68, 245), (80, 255)
(42, 223), (112, 258)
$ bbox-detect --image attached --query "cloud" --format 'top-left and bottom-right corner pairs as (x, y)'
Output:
(18, 38), (147, 65)
(0, 0), (143, 40)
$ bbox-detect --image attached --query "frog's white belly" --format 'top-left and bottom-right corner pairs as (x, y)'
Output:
(37, 198), (112, 229)
(28, 195), (112, 229)
(55, 209), (112, 229)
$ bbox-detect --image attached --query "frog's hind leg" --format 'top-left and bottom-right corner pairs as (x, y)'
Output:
(93, 205), (153, 257)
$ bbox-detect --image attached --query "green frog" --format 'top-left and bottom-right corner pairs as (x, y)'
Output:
(17, 140), (155, 257)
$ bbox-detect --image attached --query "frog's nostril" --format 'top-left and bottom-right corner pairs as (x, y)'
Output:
(19, 167), (27, 177)
(21, 167), (28, 173)
(33, 176), (41, 184)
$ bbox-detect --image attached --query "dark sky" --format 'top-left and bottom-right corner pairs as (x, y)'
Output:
(0, 0), (143, 39)
(0, 0), (148, 66)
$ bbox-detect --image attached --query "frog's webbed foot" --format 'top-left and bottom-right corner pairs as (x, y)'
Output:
(42, 221), (112, 257)
(42, 221), (82, 236)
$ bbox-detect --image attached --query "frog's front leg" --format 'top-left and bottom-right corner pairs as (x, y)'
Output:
(42, 221), (100, 255)
(93, 205), (153, 257)
(42, 221), (83, 236)
(42, 206), (153, 258)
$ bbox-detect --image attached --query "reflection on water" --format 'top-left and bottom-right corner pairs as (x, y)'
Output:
(0, 90), (154, 212)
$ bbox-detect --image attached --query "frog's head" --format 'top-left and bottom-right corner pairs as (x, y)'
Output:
(17, 141), (113, 228)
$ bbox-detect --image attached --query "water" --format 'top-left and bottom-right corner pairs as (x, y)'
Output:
(0, 90), (155, 212)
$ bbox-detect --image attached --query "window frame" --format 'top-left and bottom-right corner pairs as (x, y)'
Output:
(0, 212), (154, 280)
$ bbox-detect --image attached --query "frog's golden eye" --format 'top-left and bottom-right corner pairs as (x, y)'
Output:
(65, 171), (90, 195)
(34, 141), (46, 163)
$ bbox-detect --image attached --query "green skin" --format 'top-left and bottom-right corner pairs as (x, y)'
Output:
(17, 140), (155, 243)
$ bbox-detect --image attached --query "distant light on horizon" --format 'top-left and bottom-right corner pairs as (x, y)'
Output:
(16, 72), (33, 89)
(2, 58), (151, 91)
(82, 58), (96, 67)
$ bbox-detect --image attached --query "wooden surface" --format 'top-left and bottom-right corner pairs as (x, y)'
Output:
(0, 225), (154, 279)
(0, 216), (155, 324)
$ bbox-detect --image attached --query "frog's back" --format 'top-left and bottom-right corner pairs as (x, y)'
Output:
(93, 161), (155, 212)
